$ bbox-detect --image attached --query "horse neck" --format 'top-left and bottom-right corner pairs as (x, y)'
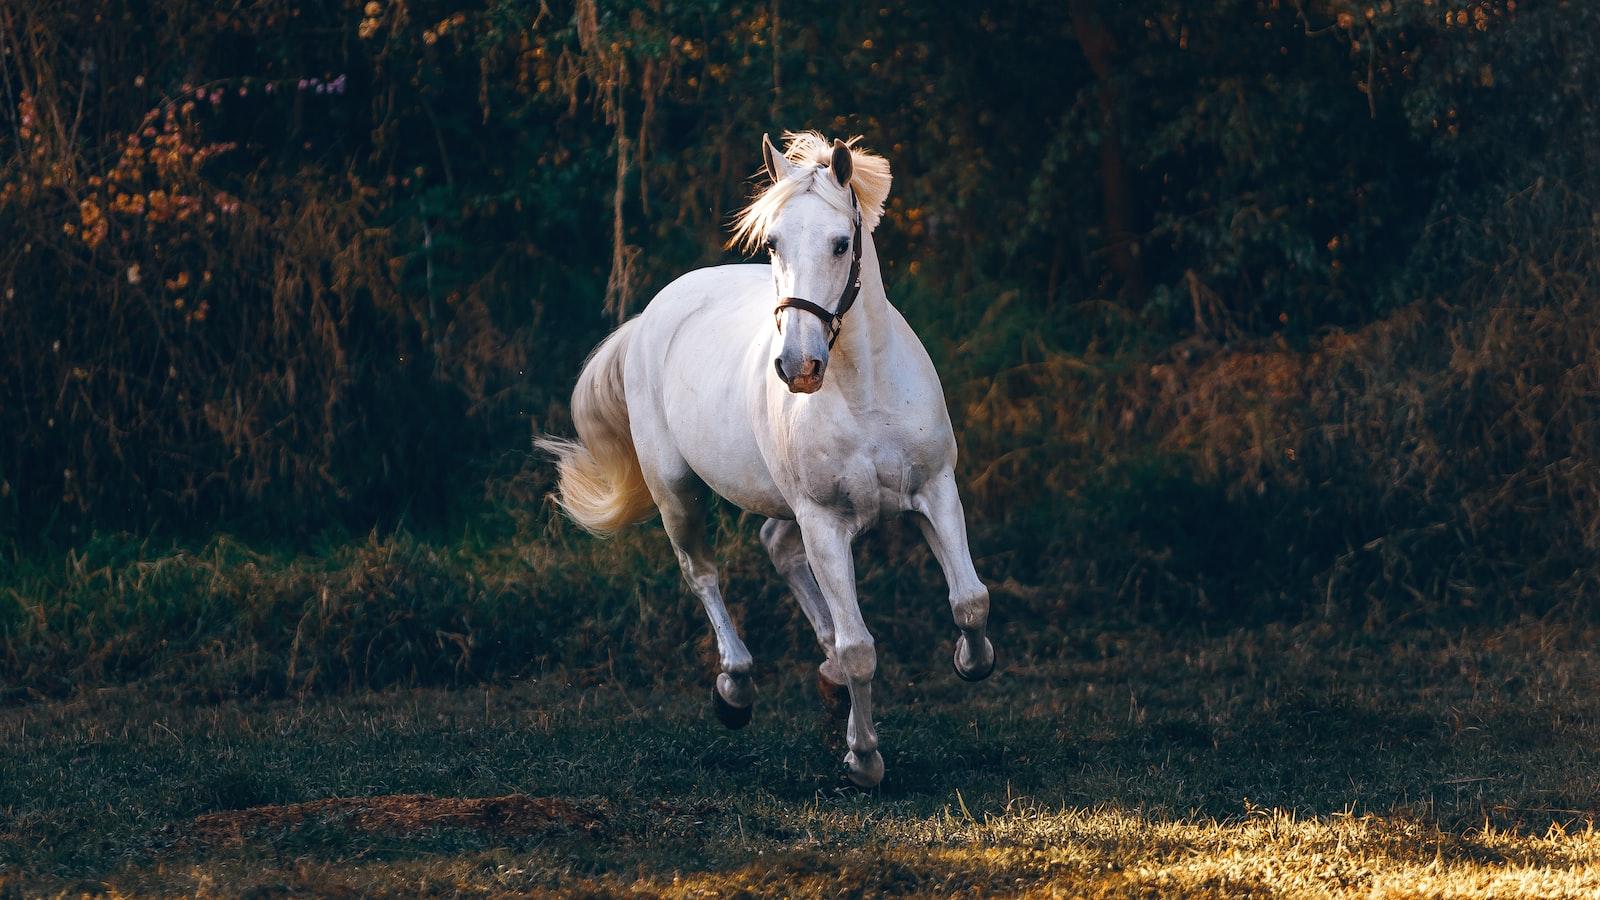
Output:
(829, 231), (892, 402)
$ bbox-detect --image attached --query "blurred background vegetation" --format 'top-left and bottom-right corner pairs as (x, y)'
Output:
(3, 0), (1598, 698)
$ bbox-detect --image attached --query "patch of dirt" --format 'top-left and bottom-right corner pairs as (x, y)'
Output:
(189, 794), (604, 845)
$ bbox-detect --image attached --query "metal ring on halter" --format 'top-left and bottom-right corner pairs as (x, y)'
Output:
(773, 191), (863, 349)
(774, 297), (842, 345)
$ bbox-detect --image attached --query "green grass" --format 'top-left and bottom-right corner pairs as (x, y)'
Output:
(5, 619), (1600, 896)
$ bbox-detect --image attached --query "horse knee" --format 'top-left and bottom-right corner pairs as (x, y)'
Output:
(759, 519), (803, 567)
(951, 587), (990, 632)
(759, 518), (785, 550)
(834, 637), (876, 683)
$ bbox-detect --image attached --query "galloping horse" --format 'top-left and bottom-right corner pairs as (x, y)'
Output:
(538, 132), (994, 787)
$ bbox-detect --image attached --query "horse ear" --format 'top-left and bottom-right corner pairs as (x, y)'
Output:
(830, 139), (853, 187)
(762, 133), (793, 183)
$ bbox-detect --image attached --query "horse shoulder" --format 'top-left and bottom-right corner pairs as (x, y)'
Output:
(880, 311), (959, 463)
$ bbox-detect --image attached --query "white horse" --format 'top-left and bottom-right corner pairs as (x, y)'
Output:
(538, 132), (994, 787)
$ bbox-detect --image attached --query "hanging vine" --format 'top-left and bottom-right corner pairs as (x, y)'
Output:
(572, 0), (678, 322)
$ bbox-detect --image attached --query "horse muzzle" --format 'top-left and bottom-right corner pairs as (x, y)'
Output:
(774, 356), (826, 394)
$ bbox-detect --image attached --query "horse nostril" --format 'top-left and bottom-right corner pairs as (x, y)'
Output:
(773, 357), (789, 383)
(800, 359), (821, 378)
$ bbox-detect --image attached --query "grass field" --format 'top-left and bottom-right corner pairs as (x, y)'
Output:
(6, 617), (1600, 896)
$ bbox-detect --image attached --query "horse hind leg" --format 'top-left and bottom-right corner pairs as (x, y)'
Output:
(759, 519), (848, 715)
(650, 471), (756, 728)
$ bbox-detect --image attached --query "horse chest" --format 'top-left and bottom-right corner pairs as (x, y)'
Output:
(787, 405), (947, 524)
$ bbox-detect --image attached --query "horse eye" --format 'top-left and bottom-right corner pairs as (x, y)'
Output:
(833, 238), (849, 256)
(764, 238), (776, 253)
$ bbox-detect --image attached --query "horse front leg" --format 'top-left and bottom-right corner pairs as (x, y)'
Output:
(912, 470), (995, 682)
(759, 518), (849, 710)
(796, 510), (883, 788)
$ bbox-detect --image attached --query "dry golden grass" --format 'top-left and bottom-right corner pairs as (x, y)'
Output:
(608, 809), (1600, 898)
(34, 802), (1600, 897)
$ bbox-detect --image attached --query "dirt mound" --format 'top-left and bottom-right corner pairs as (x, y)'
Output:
(190, 794), (604, 844)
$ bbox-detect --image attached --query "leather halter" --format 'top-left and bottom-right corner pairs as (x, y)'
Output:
(773, 191), (863, 350)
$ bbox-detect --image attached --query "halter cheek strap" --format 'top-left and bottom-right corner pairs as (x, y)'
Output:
(774, 192), (863, 349)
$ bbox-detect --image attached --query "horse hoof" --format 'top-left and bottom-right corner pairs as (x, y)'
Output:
(816, 669), (850, 718)
(953, 635), (995, 682)
(844, 749), (884, 789)
(712, 684), (753, 729)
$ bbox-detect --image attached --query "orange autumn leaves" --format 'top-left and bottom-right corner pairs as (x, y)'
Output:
(10, 92), (240, 322)
(76, 102), (238, 241)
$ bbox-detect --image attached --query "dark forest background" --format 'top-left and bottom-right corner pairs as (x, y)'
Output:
(3, 0), (1600, 697)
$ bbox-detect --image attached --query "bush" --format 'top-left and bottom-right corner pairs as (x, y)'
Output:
(4, 1), (1600, 694)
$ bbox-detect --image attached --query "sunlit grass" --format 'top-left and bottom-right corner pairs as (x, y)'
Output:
(19, 802), (1600, 896)
(628, 808), (1600, 898)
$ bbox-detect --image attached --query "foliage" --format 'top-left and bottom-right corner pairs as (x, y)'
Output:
(3, 0), (1600, 655)
(8, 8), (1600, 895)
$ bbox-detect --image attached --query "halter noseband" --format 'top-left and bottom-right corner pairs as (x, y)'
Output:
(773, 191), (863, 350)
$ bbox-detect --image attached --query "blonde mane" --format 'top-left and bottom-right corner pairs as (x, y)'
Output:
(728, 131), (892, 254)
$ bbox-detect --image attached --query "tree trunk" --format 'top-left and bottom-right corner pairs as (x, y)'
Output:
(1067, 0), (1145, 305)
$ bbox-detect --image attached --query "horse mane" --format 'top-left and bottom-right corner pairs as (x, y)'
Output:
(728, 131), (892, 254)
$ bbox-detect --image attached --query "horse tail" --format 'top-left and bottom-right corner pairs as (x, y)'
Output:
(535, 321), (656, 535)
